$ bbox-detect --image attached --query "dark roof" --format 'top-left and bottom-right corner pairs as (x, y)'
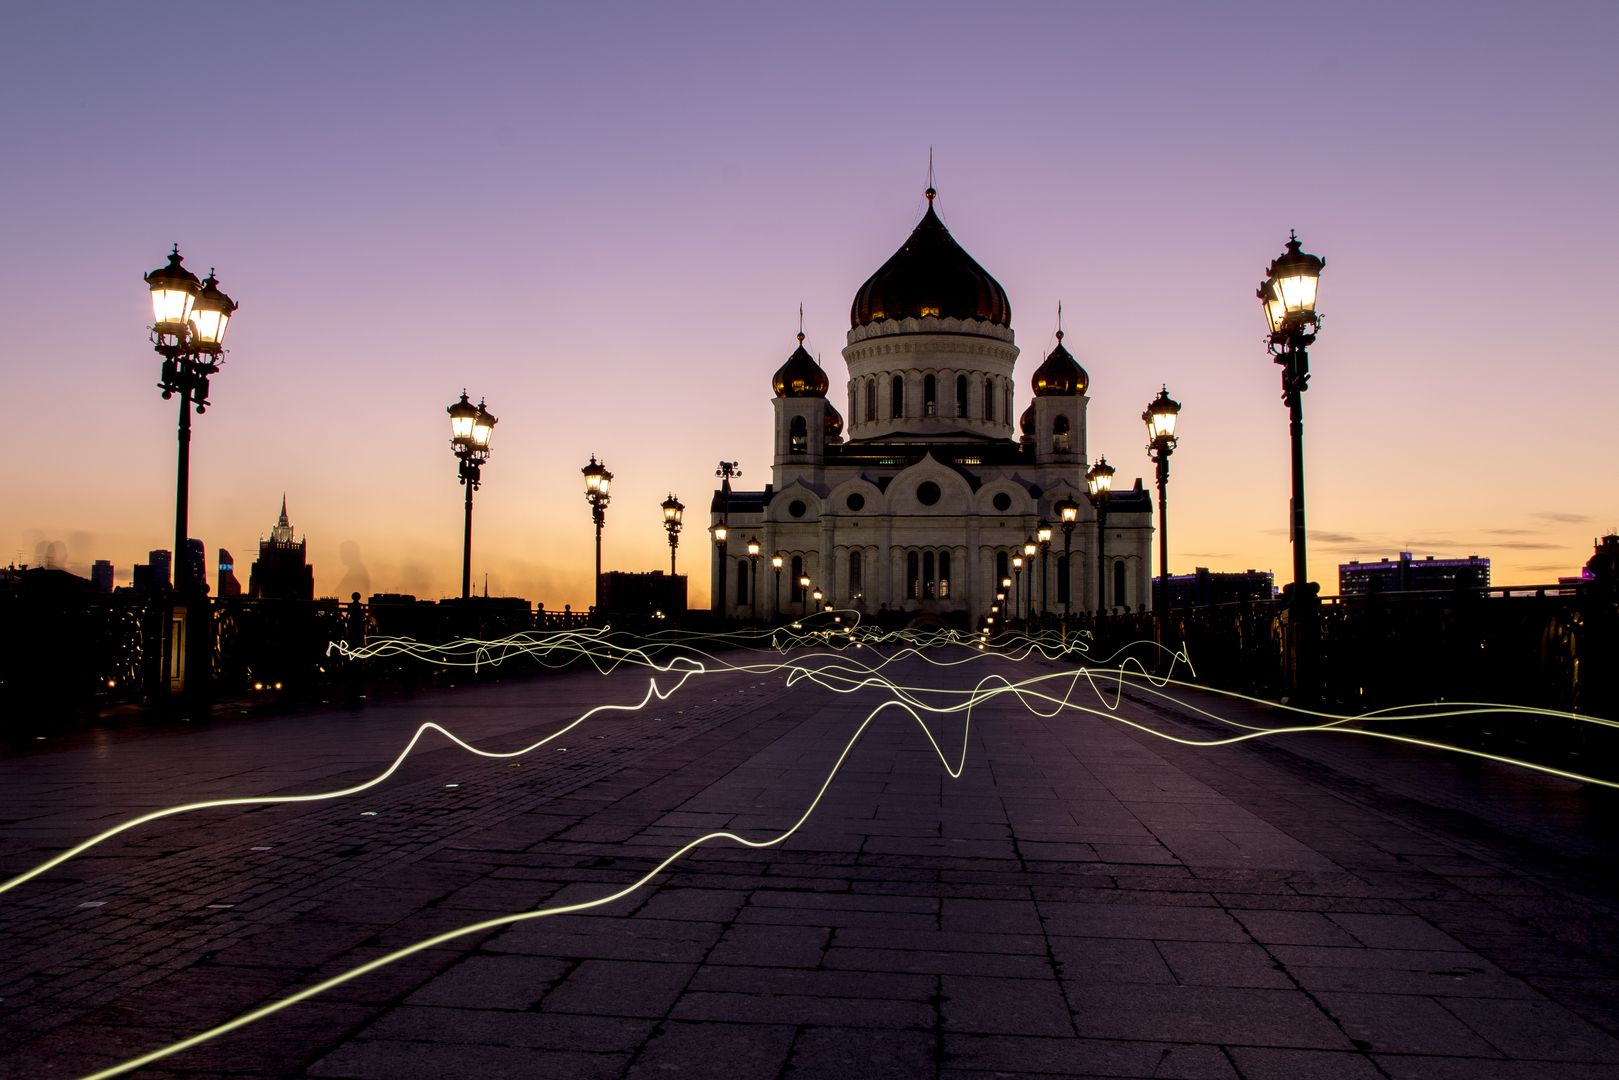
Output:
(850, 193), (1011, 329)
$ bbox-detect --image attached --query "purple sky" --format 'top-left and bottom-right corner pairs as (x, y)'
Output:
(4, 2), (1616, 605)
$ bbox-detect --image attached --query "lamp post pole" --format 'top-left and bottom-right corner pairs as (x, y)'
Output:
(1259, 232), (1326, 704)
(582, 455), (613, 616)
(771, 554), (784, 622)
(1144, 386), (1181, 648)
(1056, 500), (1079, 624)
(1011, 556), (1024, 623)
(714, 461), (741, 621)
(144, 248), (238, 699)
(799, 575), (811, 620)
(1087, 457), (1115, 615)
(746, 537), (761, 622)
(1036, 523), (1052, 625)
(448, 393), (497, 600)
(662, 494), (684, 577)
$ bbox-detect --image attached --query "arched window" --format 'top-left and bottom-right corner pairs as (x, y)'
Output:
(955, 374), (968, 417)
(789, 415), (808, 453)
(923, 374), (937, 416)
(1057, 554), (1070, 604)
(1052, 415), (1072, 454)
(907, 551), (920, 600)
(1114, 561), (1127, 612)
(939, 551), (951, 598)
(891, 375), (905, 418)
(791, 555), (803, 600)
(849, 550), (863, 595)
(865, 379), (876, 422)
(737, 560), (749, 604)
(923, 551), (936, 598)
(996, 550), (1009, 581)
(984, 377), (995, 421)
(1004, 384), (1013, 425)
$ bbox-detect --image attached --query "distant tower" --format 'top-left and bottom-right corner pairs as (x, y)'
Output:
(184, 538), (208, 594)
(90, 560), (115, 593)
(248, 496), (315, 600)
(218, 548), (242, 598)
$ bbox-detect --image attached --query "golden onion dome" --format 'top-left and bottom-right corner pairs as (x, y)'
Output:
(851, 188), (1011, 329)
(1019, 400), (1035, 438)
(772, 332), (829, 398)
(825, 401), (844, 442)
(1031, 331), (1089, 396)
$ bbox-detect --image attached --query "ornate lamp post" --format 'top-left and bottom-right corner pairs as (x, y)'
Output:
(1036, 523), (1052, 622)
(771, 553), (784, 621)
(746, 537), (761, 620)
(582, 455), (613, 614)
(1260, 231), (1325, 702)
(1143, 386), (1181, 628)
(1056, 499), (1080, 620)
(1022, 539), (1038, 623)
(1087, 457), (1116, 614)
(661, 493), (684, 576)
(812, 587), (824, 614)
(448, 393), (497, 600)
(1011, 554), (1025, 623)
(799, 574), (811, 619)
(144, 247), (238, 696)
(713, 525), (729, 620)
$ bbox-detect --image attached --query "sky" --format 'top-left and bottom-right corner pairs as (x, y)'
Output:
(3, 1), (1616, 607)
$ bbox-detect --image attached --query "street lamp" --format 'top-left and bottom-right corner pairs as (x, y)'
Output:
(1087, 457), (1115, 614)
(771, 553), (784, 621)
(1036, 523), (1052, 622)
(145, 247), (238, 697)
(714, 525), (729, 620)
(448, 392), (497, 600)
(1260, 231), (1325, 702)
(1022, 539), (1038, 623)
(1011, 554), (1025, 623)
(144, 247), (239, 597)
(746, 537), (761, 621)
(582, 454), (613, 614)
(661, 493), (684, 576)
(799, 574), (811, 619)
(812, 587), (824, 614)
(1143, 386), (1181, 627)
(1056, 499), (1080, 620)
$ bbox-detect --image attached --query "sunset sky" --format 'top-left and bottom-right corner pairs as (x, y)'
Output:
(3, 2), (1616, 607)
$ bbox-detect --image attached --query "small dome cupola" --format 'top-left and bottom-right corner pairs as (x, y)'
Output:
(825, 401), (845, 441)
(850, 187), (1012, 329)
(772, 331), (829, 397)
(1031, 330), (1089, 396)
(1019, 400), (1035, 438)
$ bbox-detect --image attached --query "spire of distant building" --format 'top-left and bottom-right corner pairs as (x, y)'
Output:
(270, 494), (296, 545)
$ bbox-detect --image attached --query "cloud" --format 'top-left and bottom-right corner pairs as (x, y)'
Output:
(1490, 540), (1562, 550)
(1308, 531), (1373, 547)
(1539, 512), (1592, 524)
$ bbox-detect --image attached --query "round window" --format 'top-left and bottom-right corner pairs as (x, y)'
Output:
(992, 492), (1012, 512)
(788, 500), (807, 518)
(846, 493), (865, 511)
(917, 482), (941, 507)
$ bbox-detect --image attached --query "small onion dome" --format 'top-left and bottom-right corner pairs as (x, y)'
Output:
(825, 401), (844, 442)
(1031, 331), (1088, 396)
(772, 332), (829, 397)
(1019, 400), (1035, 438)
(850, 188), (1011, 329)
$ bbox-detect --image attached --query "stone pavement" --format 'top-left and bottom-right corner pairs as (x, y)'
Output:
(2, 645), (1618, 1078)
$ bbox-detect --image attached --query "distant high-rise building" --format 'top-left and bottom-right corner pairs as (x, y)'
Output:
(1339, 552), (1490, 595)
(248, 496), (315, 601)
(1585, 534), (1619, 583)
(182, 538), (208, 593)
(133, 549), (172, 593)
(218, 548), (242, 598)
(90, 560), (115, 593)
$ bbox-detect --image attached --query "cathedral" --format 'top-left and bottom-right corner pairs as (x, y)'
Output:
(710, 188), (1153, 626)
